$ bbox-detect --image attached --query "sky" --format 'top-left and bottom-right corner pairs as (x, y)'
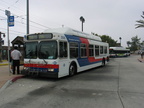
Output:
(0, 0), (144, 47)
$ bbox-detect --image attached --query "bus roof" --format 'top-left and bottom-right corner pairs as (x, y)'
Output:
(110, 47), (130, 51)
(44, 27), (102, 41)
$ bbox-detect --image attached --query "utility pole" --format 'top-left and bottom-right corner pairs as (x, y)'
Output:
(5, 10), (11, 75)
(27, 0), (29, 34)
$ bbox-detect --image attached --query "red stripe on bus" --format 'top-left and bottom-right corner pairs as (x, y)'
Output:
(88, 57), (102, 62)
(24, 64), (59, 68)
(80, 37), (89, 44)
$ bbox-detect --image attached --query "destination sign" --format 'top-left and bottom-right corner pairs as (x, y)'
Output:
(27, 33), (53, 40)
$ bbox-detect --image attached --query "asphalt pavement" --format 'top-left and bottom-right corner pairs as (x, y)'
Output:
(0, 55), (143, 93)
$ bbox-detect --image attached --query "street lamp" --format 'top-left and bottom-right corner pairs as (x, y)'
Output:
(119, 37), (122, 46)
(80, 16), (85, 32)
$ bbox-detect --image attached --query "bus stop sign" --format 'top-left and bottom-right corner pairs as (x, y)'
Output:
(8, 16), (14, 27)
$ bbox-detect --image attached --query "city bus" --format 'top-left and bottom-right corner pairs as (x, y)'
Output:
(109, 47), (130, 57)
(21, 27), (109, 78)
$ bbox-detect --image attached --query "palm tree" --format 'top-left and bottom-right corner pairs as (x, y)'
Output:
(135, 15), (144, 28)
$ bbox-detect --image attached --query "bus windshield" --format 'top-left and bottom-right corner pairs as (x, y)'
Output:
(25, 42), (38, 59)
(38, 41), (57, 59)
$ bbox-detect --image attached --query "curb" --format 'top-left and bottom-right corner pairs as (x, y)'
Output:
(0, 63), (9, 66)
(0, 75), (24, 93)
(138, 59), (144, 63)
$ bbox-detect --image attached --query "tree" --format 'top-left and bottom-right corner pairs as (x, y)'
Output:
(127, 41), (131, 48)
(135, 14), (144, 28)
(92, 33), (118, 47)
(129, 36), (141, 52)
(100, 35), (117, 47)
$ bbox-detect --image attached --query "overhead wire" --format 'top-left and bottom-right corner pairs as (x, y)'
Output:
(0, 0), (51, 29)
(0, 27), (25, 34)
(0, 8), (49, 33)
(0, 0), (65, 35)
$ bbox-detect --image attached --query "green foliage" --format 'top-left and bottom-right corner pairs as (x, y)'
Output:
(135, 15), (144, 29)
(127, 36), (141, 52)
(100, 35), (117, 47)
(92, 33), (118, 47)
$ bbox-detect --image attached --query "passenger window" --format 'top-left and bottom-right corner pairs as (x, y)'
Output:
(89, 45), (94, 57)
(70, 42), (78, 58)
(104, 46), (107, 54)
(59, 42), (67, 58)
(95, 45), (99, 56)
(80, 44), (87, 57)
(100, 46), (103, 54)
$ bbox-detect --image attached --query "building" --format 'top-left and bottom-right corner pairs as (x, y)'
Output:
(1, 36), (24, 64)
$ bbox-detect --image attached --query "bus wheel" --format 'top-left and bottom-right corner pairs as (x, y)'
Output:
(69, 63), (76, 76)
(102, 58), (105, 66)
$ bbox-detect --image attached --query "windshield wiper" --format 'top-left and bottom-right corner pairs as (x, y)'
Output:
(43, 59), (47, 65)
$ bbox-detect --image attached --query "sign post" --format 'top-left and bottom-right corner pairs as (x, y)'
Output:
(5, 10), (15, 75)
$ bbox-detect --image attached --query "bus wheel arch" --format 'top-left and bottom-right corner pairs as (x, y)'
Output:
(69, 61), (77, 76)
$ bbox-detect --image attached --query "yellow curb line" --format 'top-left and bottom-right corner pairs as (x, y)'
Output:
(0, 64), (8, 66)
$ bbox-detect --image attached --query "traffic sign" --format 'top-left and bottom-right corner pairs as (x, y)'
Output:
(8, 16), (14, 27)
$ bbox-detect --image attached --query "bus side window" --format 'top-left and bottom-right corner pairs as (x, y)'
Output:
(95, 45), (99, 56)
(70, 42), (78, 58)
(80, 43), (87, 57)
(104, 46), (107, 54)
(100, 46), (103, 54)
(89, 44), (94, 57)
(59, 42), (67, 58)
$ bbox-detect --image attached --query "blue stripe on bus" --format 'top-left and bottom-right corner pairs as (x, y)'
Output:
(65, 35), (81, 42)
(77, 58), (102, 67)
(65, 35), (103, 67)
(29, 67), (59, 72)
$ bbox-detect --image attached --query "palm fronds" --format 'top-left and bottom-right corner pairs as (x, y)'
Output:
(135, 15), (144, 29)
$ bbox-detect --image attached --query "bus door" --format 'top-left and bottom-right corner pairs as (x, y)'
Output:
(59, 42), (69, 77)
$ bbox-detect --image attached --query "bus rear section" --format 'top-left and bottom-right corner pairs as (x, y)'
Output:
(109, 47), (130, 57)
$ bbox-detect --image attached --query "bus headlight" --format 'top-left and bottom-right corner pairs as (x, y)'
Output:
(48, 69), (54, 72)
(24, 67), (29, 70)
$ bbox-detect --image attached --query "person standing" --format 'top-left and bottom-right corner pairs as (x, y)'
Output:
(11, 46), (22, 74)
(140, 50), (144, 59)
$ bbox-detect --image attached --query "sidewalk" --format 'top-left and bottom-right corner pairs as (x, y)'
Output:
(137, 58), (144, 63)
(0, 61), (24, 92)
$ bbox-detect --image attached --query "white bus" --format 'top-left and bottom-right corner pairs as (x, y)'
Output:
(21, 28), (109, 78)
(109, 47), (130, 57)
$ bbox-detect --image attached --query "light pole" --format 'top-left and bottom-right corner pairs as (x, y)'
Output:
(80, 16), (85, 32)
(27, 0), (29, 34)
(5, 10), (11, 75)
(119, 37), (122, 46)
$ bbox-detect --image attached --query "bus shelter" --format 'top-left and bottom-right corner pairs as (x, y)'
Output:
(11, 36), (24, 65)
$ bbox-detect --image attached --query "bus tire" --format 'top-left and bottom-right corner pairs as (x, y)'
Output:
(102, 58), (105, 66)
(69, 63), (77, 76)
